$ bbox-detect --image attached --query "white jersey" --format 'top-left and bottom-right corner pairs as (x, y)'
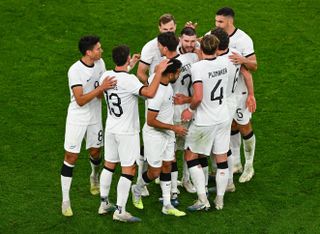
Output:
(66, 59), (106, 125)
(219, 48), (241, 97)
(143, 82), (174, 137)
(140, 37), (163, 75)
(229, 28), (255, 95)
(100, 70), (144, 134)
(191, 57), (229, 126)
(171, 53), (199, 122)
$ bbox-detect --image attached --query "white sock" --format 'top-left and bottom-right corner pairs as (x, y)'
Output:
(203, 166), (208, 188)
(230, 131), (241, 165)
(182, 159), (190, 182)
(89, 156), (101, 177)
(216, 168), (229, 196)
(160, 174), (171, 207)
(137, 155), (144, 182)
(171, 171), (178, 194)
(61, 161), (74, 202)
(135, 171), (150, 195)
(100, 168), (114, 198)
(189, 165), (206, 196)
(243, 133), (256, 165)
(227, 151), (234, 185)
(116, 176), (132, 213)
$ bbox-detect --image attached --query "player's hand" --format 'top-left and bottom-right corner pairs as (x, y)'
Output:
(100, 76), (116, 90)
(246, 95), (256, 113)
(155, 59), (171, 74)
(181, 108), (193, 122)
(129, 54), (141, 68)
(172, 125), (188, 136)
(229, 52), (245, 65)
(185, 21), (198, 29)
(174, 93), (189, 105)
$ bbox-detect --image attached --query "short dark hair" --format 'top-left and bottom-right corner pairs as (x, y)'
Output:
(157, 32), (179, 52)
(180, 27), (197, 36)
(200, 35), (220, 55)
(211, 28), (229, 50)
(216, 7), (235, 18)
(159, 13), (176, 26)
(112, 45), (130, 66)
(78, 35), (100, 55)
(162, 58), (182, 76)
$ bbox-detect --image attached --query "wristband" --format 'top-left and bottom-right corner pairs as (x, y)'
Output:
(188, 107), (194, 113)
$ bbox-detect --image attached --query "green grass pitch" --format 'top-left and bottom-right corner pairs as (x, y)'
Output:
(0, 0), (319, 233)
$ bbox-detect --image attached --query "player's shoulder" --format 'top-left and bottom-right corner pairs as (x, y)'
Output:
(233, 28), (253, 43)
(142, 37), (158, 50)
(94, 58), (105, 67)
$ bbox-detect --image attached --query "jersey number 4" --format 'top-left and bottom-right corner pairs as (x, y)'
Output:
(211, 79), (223, 105)
(106, 92), (123, 117)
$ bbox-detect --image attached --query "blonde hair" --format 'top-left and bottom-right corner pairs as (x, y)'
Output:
(200, 34), (220, 55)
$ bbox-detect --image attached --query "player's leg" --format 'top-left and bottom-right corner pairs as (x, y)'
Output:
(230, 121), (242, 173)
(238, 121), (256, 183)
(184, 124), (211, 211)
(199, 155), (209, 196)
(137, 146), (149, 197)
(170, 156), (179, 206)
(182, 153), (196, 193)
(214, 153), (229, 210)
(213, 121), (231, 210)
(226, 149), (236, 192)
(98, 132), (117, 215)
(86, 125), (103, 195)
(61, 123), (86, 216)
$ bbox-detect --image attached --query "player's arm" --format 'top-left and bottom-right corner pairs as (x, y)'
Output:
(137, 62), (150, 84)
(240, 66), (256, 113)
(174, 93), (192, 105)
(140, 59), (170, 98)
(128, 54), (141, 72)
(147, 110), (188, 136)
(73, 76), (116, 106)
(181, 81), (203, 121)
(229, 52), (257, 72)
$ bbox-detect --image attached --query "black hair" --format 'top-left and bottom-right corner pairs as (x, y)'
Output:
(180, 27), (196, 36)
(157, 32), (179, 52)
(112, 45), (130, 66)
(78, 35), (100, 56)
(211, 28), (229, 50)
(216, 7), (235, 18)
(162, 58), (182, 76)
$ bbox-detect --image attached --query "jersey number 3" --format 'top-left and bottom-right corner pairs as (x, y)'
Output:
(106, 93), (123, 117)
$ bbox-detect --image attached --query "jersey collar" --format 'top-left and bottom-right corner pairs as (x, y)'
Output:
(229, 28), (238, 38)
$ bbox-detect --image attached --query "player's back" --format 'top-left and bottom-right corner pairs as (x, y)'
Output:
(171, 53), (198, 122)
(101, 70), (143, 134)
(191, 57), (229, 126)
(219, 48), (241, 98)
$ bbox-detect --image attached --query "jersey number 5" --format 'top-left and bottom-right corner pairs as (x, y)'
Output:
(211, 79), (223, 105)
(106, 93), (123, 117)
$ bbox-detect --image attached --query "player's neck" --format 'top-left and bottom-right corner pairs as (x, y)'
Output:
(216, 49), (228, 56)
(160, 75), (170, 85)
(81, 56), (95, 67)
(226, 25), (236, 36)
(114, 65), (128, 72)
(202, 54), (216, 60)
(165, 51), (178, 59)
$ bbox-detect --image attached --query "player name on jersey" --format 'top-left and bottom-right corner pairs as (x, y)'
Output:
(208, 68), (228, 79)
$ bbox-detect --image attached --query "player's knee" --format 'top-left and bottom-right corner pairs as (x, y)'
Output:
(148, 167), (161, 179)
(122, 164), (136, 176)
(64, 151), (78, 165)
(162, 161), (172, 173)
(238, 122), (252, 136)
(89, 148), (101, 158)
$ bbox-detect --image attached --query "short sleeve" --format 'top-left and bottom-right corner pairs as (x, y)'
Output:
(147, 87), (163, 112)
(140, 40), (156, 65)
(127, 75), (144, 96)
(68, 66), (83, 89)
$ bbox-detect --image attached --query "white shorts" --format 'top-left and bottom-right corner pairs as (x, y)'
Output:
(174, 121), (190, 151)
(104, 132), (140, 167)
(143, 130), (175, 168)
(185, 121), (230, 156)
(64, 122), (103, 153)
(233, 93), (252, 125)
(226, 95), (237, 124)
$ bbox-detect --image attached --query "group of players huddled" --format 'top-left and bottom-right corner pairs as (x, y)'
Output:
(60, 7), (258, 222)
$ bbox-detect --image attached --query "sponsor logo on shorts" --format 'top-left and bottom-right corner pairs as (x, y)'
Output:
(69, 145), (76, 149)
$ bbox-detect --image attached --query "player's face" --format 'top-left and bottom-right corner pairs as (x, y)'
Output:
(180, 34), (197, 53)
(88, 42), (103, 60)
(158, 42), (167, 56)
(169, 69), (181, 84)
(215, 15), (229, 30)
(159, 20), (176, 33)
